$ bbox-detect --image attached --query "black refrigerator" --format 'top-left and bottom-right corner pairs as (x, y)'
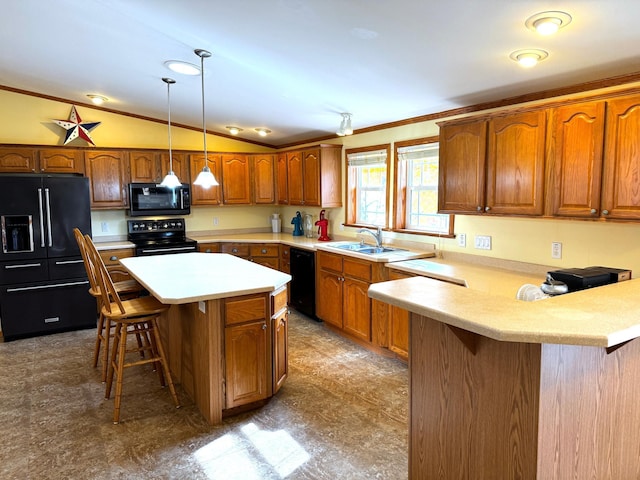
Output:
(0, 174), (96, 341)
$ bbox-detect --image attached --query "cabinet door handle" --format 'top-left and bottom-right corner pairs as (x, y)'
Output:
(261, 249), (268, 254)
(232, 248), (238, 253)
(262, 323), (267, 330)
(110, 256), (118, 261)
(476, 205), (483, 212)
(484, 206), (491, 212)
(602, 209), (609, 215)
(590, 208), (597, 214)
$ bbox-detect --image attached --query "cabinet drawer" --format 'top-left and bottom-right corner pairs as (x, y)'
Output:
(198, 243), (220, 253)
(271, 286), (288, 317)
(344, 257), (372, 282)
(99, 248), (135, 266)
(225, 294), (267, 326)
(220, 243), (249, 256)
(317, 251), (342, 272)
(250, 244), (279, 257)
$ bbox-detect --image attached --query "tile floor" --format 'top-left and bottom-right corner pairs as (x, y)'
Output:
(0, 310), (409, 479)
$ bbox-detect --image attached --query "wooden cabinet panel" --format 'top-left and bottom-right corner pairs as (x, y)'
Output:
(84, 150), (129, 209)
(387, 270), (412, 360)
(316, 268), (343, 328)
(129, 150), (159, 182)
(220, 243), (249, 257)
(224, 320), (269, 408)
(549, 101), (605, 217)
(343, 257), (372, 282)
(250, 244), (279, 257)
(279, 244), (290, 274)
(190, 153), (222, 205)
(225, 295), (267, 326)
(252, 154), (275, 204)
(487, 110), (547, 215)
(0, 147), (37, 172)
(302, 148), (320, 206)
(39, 149), (84, 174)
(438, 120), (487, 213)
(198, 242), (220, 253)
(343, 277), (371, 341)
(160, 152), (189, 183)
(287, 151), (304, 205)
(602, 95), (640, 220)
(222, 153), (251, 204)
(272, 309), (288, 394)
(276, 153), (288, 205)
(317, 250), (343, 273)
(98, 248), (135, 283)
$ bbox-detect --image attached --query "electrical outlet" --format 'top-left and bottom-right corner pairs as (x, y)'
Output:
(457, 233), (466, 248)
(100, 221), (109, 233)
(474, 235), (492, 250)
(551, 241), (562, 259)
(213, 217), (219, 226)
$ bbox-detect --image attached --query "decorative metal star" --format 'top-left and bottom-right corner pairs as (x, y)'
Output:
(53, 105), (101, 146)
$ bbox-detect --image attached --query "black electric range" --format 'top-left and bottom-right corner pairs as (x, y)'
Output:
(127, 218), (198, 256)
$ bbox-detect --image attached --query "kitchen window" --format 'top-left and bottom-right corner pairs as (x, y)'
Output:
(345, 145), (390, 228)
(394, 138), (453, 236)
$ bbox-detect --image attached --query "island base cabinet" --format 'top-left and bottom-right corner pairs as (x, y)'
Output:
(410, 313), (640, 479)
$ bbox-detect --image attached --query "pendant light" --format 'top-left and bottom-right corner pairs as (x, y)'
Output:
(160, 77), (182, 188)
(193, 48), (219, 188)
(336, 113), (353, 136)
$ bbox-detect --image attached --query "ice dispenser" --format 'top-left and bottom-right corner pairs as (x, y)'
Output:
(1, 215), (34, 253)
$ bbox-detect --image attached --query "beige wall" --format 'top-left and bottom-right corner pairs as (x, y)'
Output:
(3, 88), (640, 275)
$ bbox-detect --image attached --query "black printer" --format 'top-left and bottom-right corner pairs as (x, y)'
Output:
(547, 266), (631, 293)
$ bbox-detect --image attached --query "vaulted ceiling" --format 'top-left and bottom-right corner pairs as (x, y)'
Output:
(3, 1), (640, 146)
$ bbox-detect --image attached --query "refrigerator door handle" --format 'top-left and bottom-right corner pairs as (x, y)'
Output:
(4, 262), (42, 269)
(55, 259), (84, 265)
(38, 188), (46, 247)
(44, 188), (53, 247)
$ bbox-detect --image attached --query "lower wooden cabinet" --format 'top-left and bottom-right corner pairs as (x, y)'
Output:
(315, 250), (386, 343)
(98, 248), (135, 283)
(387, 270), (412, 360)
(198, 242), (220, 253)
(223, 288), (289, 409)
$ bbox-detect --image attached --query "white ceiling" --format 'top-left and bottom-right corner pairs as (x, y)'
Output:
(3, 0), (640, 147)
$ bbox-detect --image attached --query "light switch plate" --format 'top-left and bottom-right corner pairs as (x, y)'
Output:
(474, 235), (492, 250)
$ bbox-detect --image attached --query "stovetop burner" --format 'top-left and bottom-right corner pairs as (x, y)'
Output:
(127, 218), (198, 256)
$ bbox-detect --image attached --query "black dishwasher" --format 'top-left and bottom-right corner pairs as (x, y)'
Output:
(290, 247), (318, 320)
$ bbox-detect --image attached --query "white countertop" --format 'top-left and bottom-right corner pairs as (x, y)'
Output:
(368, 276), (640, 348)
(120, 252), (291, 304)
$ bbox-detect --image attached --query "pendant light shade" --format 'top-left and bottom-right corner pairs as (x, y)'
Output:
(160, 77), (182, 188)
(336, 113), (353, 136)
(193, 48), (219, 188)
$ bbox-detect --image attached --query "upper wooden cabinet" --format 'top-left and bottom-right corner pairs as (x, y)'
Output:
(280, 144), (342, 207)
(439, 110), (547, 216)
(130, 151), (189, 184)
(129, 150), (159, 182)
(438, 121), (487, 213)
(84, 150), (130, 209)
(548, 101), (606, 218)
(221, 153), (251, 204)
(602, 94), (640, 220)
(276, 152), (288, 205)
(486, 110), (547, 215)
(0, 146), (83, 174)
(251, 153), (276, 204)
(189, 153), (222, 205)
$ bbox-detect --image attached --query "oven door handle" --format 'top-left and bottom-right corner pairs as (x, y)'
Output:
(139, 245), (197, 254)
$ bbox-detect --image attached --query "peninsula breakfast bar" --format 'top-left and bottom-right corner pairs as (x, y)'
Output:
(120, 252), (291, 425)
(369, 275), (640, 479)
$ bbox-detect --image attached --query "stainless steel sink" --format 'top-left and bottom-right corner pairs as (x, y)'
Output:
(332, 243), (404, 254)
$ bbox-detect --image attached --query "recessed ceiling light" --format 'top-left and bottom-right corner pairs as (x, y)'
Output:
(509, 49), (549, 68)
(226, 126), (243, 135)
(254, 128), (271, 137)
(525, 11), (572, 35)
(164, 60), (201, 76)
(87, 94), (108, 105)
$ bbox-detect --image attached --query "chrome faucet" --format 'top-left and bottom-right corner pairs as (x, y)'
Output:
(357, 226), (383, 248)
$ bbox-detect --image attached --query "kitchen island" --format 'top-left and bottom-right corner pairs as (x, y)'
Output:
(120, 252), (291, 425)
(369, 276), (640, 479)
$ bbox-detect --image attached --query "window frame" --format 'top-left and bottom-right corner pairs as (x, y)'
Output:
(393, 137), (454, 238)
(344, 144), (391, 229)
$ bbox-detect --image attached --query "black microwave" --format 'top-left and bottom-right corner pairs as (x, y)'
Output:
(128, 183), (191, 217)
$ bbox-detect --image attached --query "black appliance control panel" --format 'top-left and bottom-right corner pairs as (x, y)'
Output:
(127, 219), (186, 235)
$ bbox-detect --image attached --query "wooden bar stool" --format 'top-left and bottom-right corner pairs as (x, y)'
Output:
(74, 228), (145, 382)
(85, 233), (180, 424)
